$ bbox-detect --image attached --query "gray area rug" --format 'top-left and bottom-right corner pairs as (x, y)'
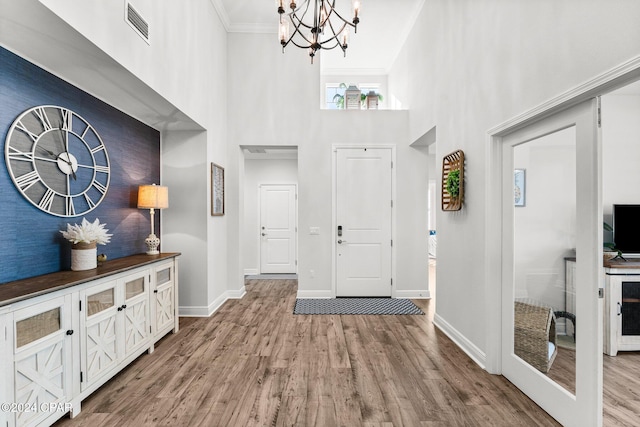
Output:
(293, 298), (424, 315)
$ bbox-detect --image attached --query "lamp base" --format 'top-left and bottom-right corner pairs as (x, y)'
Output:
(144, 233), (160, 255)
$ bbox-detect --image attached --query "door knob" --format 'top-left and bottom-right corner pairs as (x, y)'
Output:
(262, 233), (267, 236)
(338, 239), (347, 244)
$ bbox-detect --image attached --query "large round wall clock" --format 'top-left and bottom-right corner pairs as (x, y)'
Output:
(4, 105), (111, 217)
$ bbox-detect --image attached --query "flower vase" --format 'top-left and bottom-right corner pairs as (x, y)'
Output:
(71, 241), (98, 271)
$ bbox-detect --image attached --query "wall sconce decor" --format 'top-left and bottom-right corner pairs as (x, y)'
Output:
(442, 149), (464, 211)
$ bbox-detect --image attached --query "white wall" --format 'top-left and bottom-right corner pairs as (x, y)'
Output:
(227, 33), (430, 298)
(602, 93), (640, 228)
(2, 0), (230, 315)
(388, 0), (640, 360)
(243, 159), (298, 274)
(513, 130), (576, 311)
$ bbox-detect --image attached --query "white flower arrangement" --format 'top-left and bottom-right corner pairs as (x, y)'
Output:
(60, 218), (112, 245)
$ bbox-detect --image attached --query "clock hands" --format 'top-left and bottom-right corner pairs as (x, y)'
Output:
(36, 144), (77, 180)
(63, 129), (77, 181)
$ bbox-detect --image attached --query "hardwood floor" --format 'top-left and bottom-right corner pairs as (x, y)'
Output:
(55, 279), (562, 426)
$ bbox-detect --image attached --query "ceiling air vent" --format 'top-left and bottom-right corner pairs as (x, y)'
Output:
(125, 2), (150, 44)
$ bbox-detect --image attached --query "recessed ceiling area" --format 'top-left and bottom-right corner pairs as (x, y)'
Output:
(242, 146), (298, 160)
(211, 0), (425, 74)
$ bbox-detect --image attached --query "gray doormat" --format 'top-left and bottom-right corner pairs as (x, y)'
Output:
(293, 298), (424, 315)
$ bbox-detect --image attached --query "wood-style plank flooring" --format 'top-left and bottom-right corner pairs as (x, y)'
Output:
(55, 279), (562, 426)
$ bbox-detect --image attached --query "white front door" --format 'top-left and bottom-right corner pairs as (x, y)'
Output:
(260, 184), (297, 274)
(336, 148), (392, 297)
(501, 98), (602, 426)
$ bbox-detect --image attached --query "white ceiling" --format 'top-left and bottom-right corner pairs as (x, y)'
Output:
(211, 0), (425, 75)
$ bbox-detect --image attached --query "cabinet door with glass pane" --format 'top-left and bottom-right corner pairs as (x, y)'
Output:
(80, 280), (119, 392)
(12, 295), (73, 427)
(152, 261), (175, 339)
(119, 269), (150, 359)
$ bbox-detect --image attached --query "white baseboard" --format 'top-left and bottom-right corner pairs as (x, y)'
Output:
(244, 268), (258, 276)
(179, 287), (246, 317)
(227, 286), (246, 299)
(394, 289), (431, 299)
(433, 313), (486, 370)
(296, 290), (333, 299)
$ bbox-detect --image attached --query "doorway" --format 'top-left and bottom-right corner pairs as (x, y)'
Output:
(334, 146), (394, 297)
(499, 98), (602, 426)
(259, 184), (297, 274)
(242, 146), (298, 277)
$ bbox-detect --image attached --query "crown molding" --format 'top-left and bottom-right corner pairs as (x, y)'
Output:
(209, 0), (231, 32)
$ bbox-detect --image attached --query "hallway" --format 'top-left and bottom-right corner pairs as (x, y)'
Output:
(55, 279), (558, 426)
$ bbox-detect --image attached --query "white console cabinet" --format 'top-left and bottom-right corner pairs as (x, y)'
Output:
(604, 260), (640, 356)
(0, 253), (179, 427)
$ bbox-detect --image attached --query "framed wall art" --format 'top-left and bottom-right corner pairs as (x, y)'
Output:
(211, 162), (225, 216)
(514, 168), (526, 207)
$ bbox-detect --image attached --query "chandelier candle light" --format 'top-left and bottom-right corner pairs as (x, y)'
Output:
(138, 184), (169, 255)
(277, 0), (362, 63)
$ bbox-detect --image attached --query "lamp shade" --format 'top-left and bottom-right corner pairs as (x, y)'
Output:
(137, 185), (168, 209)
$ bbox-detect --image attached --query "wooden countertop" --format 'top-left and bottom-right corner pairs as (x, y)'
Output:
(0, 253), (180, 307)
(605, 258), (640, 270)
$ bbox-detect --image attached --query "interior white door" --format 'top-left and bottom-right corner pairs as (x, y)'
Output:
(336, 148), (392, 297)
(260, 184), (297, 274)
(501, 98), (602, 426)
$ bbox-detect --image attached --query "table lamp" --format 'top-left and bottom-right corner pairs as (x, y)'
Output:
(137, 184), (169, 255)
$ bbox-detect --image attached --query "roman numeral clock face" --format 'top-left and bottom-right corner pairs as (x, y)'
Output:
(4, 106), (110, 217)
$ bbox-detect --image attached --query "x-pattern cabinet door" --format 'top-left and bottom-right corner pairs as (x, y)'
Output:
(80, 280), (119, 392)
(152, 261), (175, 338)
(119, 270), (150, 359)
(12, 295), (73, 427)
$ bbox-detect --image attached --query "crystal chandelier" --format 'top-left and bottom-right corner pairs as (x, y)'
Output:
(277, 0), (362, 64)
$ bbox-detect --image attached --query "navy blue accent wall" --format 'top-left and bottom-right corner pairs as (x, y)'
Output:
(0, 47), (161, 284)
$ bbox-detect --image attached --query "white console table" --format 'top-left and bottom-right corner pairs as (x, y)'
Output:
(604, 259), (640, 356)
(0, 253), (180, 427)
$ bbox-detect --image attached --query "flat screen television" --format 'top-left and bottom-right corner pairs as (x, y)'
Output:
(613, 204), (640, 254)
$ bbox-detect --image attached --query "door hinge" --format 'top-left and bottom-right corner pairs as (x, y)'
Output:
(391, 239), (393, 247)
(80, 371), (83, 383)
(295, 260), (298, 266)
(391, 161), (393, 169)
(391, 278), (393, 286)
(79, 300), (82, 311)
(296, 194), (298, 200)
(391, 200), (393, 208)
(599, 288), (604, 299)
(597, 96), (602, 128)
(150, 326), (152, 334)
(295, 227), (298, 232)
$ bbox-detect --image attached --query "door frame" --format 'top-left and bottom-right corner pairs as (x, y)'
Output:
(332, 144), (397, 298)
(258, 183), (298, 274)
(485, 55), (640, 424)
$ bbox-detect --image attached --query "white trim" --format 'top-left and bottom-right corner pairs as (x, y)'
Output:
(489, 55), (640, 137)
(208, 0), (231, 32)
(331, 144), (397, 298)
(178, 288), (246, 317)
(244, 268), (259, 276)
(394, 290), (431, 299)
(433, 313), (487, 370)
(296, 290), (333, 299)
(485, 54), (640, 376)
